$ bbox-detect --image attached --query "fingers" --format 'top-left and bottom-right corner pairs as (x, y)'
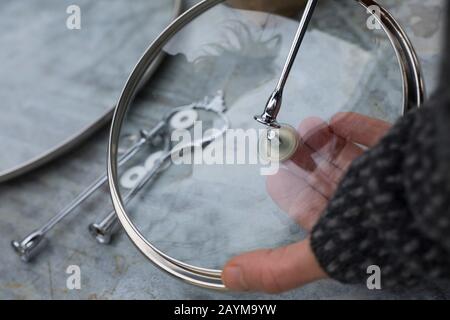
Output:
(290, 117), (338, 172)
(222, 238), (327, 293)
(284, 161), (337, 199)
(330, 112), (392, 147)
(326, 141), (364, 173)
(288, 184), (328, 231)
(290, 118), (346, 186)
(298, 117), (364, 173)
(266, 113), (389, 231)
(266, 169), (309, 214)
(298, 117), (346, 164)
(266, 169), (328, 231)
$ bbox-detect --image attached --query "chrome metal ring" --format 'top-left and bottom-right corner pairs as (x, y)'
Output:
(108, 0), (426, 290)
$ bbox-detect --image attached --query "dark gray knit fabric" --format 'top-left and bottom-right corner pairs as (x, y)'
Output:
(310, 6), (450, 288)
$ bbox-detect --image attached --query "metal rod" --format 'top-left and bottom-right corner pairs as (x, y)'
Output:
(254, 0), (318, 128)
(276, 0), (318, 91)
(88, 153), (169, 244)
(11, 126), (163, 262)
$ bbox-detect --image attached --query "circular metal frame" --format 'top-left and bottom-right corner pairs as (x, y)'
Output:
(108, 0), (426, 290)
(0, 0), (183, 183)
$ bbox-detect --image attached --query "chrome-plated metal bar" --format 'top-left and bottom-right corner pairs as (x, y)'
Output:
(89, 153), (168, 245)
(276, 0), (318, 91)
(88, 211), (120, 245)
(255, 0), (318, 128)
(11, 128), (162, 262)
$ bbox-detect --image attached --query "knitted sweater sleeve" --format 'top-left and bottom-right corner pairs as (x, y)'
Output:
(310, 6), (450, 288)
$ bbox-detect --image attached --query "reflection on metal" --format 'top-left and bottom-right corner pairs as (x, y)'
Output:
(259, 125), (300, 162)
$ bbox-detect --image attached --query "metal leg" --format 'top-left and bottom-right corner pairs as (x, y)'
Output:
(11, 125), (165, 262)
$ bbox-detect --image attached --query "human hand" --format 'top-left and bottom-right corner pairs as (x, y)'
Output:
(222, 112), (392, 293)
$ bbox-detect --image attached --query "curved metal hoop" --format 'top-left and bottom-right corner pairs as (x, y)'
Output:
(0, 0), (183, 183)
(108, 0), (426, 290)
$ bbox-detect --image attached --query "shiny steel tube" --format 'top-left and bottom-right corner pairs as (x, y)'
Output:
(11, 132), (156, 262)
(255, 0), (318, 128)
(88, 152), (168, 245)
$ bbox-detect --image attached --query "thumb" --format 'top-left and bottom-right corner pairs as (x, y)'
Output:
(222, 238), (327, 293)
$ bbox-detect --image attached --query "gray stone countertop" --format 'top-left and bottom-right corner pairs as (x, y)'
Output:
(0, 0), (448, 299)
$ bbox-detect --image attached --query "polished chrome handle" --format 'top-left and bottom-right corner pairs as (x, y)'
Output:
(255, 0), (318, 128)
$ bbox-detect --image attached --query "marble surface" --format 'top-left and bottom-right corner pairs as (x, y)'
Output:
(0, 0), (175, 176)
(0, 0), (448, 300)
